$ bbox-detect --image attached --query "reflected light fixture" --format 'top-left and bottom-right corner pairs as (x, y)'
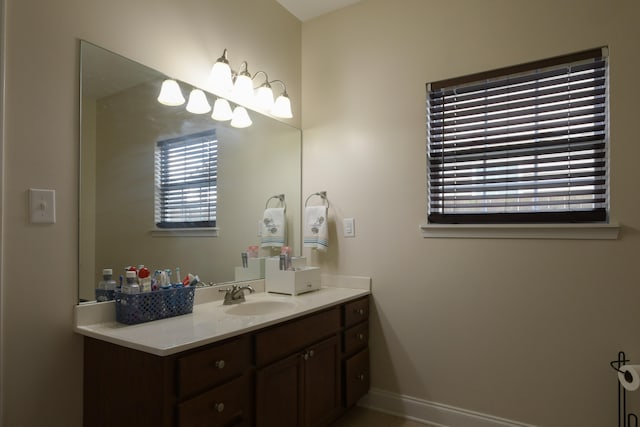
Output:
(230, 106), (252, 128)
(270, 80), (293, 119)
(157, 79), (185, 106)
(186, 89), (211, 114)
(211, 98), (233, 121)
(209, 49), (233, 94)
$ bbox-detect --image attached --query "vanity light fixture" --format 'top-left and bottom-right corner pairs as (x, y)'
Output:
(230, 106), (252, 128)
(209, 49), (234, 94)
(186, 89), (212, 114)
(270, 80), (293, 119)
(208, 48), (293, 119)
(253, 71), (275, 111)
(231, 61), (254, 105)
(211, 98), (233, 121)
(157, 79), (185, 106)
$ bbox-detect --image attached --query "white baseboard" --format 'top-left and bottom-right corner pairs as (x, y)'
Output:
(358, 388), (537, 427)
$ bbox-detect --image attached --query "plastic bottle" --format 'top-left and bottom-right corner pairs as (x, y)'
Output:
(138, 266), (152, 293)
(96, 268), (117, 301)
(122, 270), (140, 294)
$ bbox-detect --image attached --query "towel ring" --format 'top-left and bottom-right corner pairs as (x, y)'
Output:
(305, 191), (329, 208)
(265, 194), (286, 210)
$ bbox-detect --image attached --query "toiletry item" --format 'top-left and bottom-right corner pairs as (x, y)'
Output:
(96, 268), (117, 302)
(122, 270), (140, 294)
(175, 267), (181, 285)
(247, 245), (259, 258)
(138, 267), (152, 293)
(241, 252), (249, 268)
(280, 246), (292, 270)
(279, 254), (286, 270)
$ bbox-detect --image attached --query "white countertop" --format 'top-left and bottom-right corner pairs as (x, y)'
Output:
(74, 282), (370, 357)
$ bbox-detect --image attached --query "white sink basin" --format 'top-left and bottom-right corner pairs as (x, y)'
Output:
(224, 298), (297, 316)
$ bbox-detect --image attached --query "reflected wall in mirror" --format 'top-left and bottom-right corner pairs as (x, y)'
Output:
(79, 41), (301, 303)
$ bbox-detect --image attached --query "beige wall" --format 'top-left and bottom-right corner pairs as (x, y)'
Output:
(302, 0), (640, 426)
(1, 0), (300, 425)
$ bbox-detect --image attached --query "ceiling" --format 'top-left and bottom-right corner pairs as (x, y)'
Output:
(275, 0), (361, 21)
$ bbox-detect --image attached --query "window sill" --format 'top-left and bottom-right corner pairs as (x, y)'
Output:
(150, 228), (219, 238)
(420, 223), (620, 240)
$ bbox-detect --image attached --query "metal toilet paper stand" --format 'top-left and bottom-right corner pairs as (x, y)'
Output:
(611, 351), (638, 427)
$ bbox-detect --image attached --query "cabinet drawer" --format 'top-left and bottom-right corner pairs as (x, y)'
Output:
(343, 296), (369, 328)
(178, 335), (251, 398)
(255, 307), (341, 367)
(343, 321), (369, 356)
(344, 349), (369, 408)
(178, 375), (249, 427)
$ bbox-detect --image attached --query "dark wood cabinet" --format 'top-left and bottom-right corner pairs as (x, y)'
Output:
(255, 307), (341, 427)
(83, 295), (370, 427)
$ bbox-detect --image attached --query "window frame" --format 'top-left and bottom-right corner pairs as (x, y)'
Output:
(426, 48), (610, 228)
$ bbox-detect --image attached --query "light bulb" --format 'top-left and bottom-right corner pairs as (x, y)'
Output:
(209, 49), (233, 94)
(232, 71), (254, 105)
(211, 98), (233, 121)
(157, 79), (185, 106)
(272, 93), (293, 119)
(210, 61), (233, 94)
(255, 84), (275, 111)
(186, 89), (211, 114)
(231, 106), (252, 128)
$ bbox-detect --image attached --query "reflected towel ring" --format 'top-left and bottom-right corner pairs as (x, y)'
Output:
(265, 194), (286, 211)
(305, 191), (329, 208)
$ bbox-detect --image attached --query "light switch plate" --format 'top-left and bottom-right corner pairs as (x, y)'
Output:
(343, 217), (355, 237)
(29, 188), (56, 224)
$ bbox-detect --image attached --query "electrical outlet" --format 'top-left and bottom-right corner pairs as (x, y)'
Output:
(29, 188), (56, 224)
(343, 217), (355, 237)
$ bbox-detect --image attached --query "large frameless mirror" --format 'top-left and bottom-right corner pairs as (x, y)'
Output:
(79, 40), (301, 303)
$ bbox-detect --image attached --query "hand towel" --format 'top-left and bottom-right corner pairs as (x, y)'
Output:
(303, 205), (328, 251)
(260, 207), (286, 248)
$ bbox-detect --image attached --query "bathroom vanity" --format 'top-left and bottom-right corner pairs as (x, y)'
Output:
(77, 284), (370, 427)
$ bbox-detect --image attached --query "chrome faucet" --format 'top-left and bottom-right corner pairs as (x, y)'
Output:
(220, 284), (255, 305)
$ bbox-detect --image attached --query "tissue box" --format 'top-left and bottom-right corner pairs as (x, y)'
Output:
(234, 257), (266, 281)
(265, 257), (320, 295)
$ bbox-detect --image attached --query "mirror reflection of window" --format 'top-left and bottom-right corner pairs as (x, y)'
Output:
(154, 129), (218, 229)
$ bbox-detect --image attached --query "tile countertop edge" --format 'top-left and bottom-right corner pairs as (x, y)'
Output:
(74, 274), (371, 357)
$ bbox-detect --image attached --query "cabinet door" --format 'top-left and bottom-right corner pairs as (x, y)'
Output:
(256, 352), (303, 427)
(304, 335), (341, 427)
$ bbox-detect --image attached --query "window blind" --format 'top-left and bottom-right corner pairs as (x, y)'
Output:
(155, 129), (218, 228)
(427, 48), (608, 224)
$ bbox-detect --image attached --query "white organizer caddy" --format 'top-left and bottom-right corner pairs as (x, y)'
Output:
(265, 257), (320, 295)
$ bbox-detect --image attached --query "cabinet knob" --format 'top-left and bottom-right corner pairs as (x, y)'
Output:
(214, 402), (225, 413)
(214, 360), (225, 369)
(309, 349), (315, 358)
(357, 373), (366, 381)
(355, 308), (365, 316)
(357, 333), (365, 341)
(303, 352), (309, 361)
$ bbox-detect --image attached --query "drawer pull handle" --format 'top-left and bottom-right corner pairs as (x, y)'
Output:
(357, 333), (365, 341)
(354, 308), (365, 316)
(309, 349), (315, 358)
(214, 402), (225, 413)
(357, 373), (366, 381)
(214, 360), (226, 369)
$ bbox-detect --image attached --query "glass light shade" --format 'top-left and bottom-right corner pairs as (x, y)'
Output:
(230, 106), (252, 128)
(232, 73), (254, 104)
(272, 94), (293, 119)
(186, 89), (211, 114)
(211, 98), (233, 121)
(157, 79), (185, 106)
(255, 85), (275, 111)
(210, 61), (233, 94)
